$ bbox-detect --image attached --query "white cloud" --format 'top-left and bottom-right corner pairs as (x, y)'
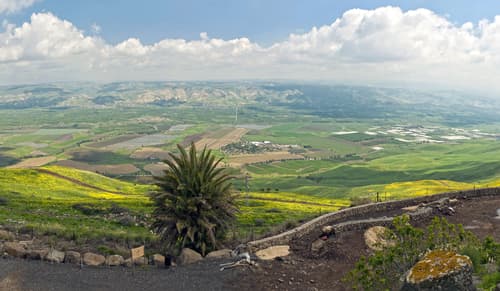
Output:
(0, 0), (38, 14)
(1, 7), (500, 93)
(90, 23), (101, 35)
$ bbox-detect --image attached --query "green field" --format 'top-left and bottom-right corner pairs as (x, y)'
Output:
(1, 82), (499, 248)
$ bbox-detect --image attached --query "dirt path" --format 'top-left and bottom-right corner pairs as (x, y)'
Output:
(36, 168), (127, 195)
(0, 258), (244, 291)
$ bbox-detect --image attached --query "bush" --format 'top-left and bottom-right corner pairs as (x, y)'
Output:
(345, 216), (481, 290)
(150, 143), (238, 256)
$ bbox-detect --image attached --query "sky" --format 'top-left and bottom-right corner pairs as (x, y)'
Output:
(1, 0), (500, 93)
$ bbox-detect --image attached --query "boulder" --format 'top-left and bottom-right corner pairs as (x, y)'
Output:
(177, 248), (203, 265)
(4, 242), (27, 258)
(321, 225), (334, 235)
(310, 239), (326, 254)
(83, 252), (106, 266)
(403, 250), (474, 291)
(255, 245), (290, 260)
(123, 258), (133, 267)
(45, 249), (65, 263)
(152, 254), (165, 266)
(28, 249), (49, 260)
(64, 251), (81, 264)
(0, 230), (15, 241)
(364, 226), (395, 251)
(106, 255), (124, 266)
(205, 249), (232, 259)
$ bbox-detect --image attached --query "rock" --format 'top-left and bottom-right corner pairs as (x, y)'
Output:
(152, 254), (165, 266)
(134, 257), (148, 266)
(28, 249), (49, 260)
(45, 249), (65, 263)
(83, 252), (106, 266)
(106, 255), (124, 266)
(255, 245), (290, 260)
(177, 248), (203, 265)
(402, 205), (420, 212)
(495, 283), (500, 291)
(364, 226), (395, 251)
(321, 225), (334, 235)
(123, 258), (133, 267)
(64, 251), (81, 264)
(0, 230), (15, 241)
(205, 249), (232, 259)
(310, 239), (326, 254)
(403, 250), (474, 291)
(4, 242), (27, 258)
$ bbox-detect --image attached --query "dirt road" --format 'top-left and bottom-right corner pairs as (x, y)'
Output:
(0, 258), (244, 291)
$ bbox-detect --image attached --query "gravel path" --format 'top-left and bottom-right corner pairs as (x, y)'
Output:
(0, 258), (244, 291)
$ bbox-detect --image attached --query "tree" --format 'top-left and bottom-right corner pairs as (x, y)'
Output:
(150, 143), (237, 256)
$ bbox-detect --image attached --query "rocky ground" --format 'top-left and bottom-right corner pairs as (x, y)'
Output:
(0, 195), (498, 291)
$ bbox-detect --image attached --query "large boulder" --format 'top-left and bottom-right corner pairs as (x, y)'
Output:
(83, 252), (106, 266)
(106, 255), (124, 266)
(64, 251), (81, 264)
(205, 249), (232, 260)
(4, 242), (27, 258)
(402, 250), (474, 291)
(177, 248), (203, 265)
(255, 245), (290, 260)
(45, 249), (65, 263)
(364, 226), (395, 251)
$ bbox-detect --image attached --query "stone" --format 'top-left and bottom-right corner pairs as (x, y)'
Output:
(321, 225), (334, 235)
(45, 249), (65, 263)
(205, 249), (232, 259)
(133, 257), (148, 266)
(4, 242), (27, 258)
(310, 239), (326, 254)
(0, 230), (15, 241)
(177, 248), (203, 265)
(152, 254), (165, 266)
(495, 283), (500, 291)
(64, 251), (81, 264)
(402, 205), (420, 212)
(364, 226), (395, 251)
(403, 250), (474, 291)
(28, 249), (49, 260)
(106, 255), (124, 266)
(123, 258), (133, 267)
(255, 245), (290, 261)
(83, 252), (106, 266)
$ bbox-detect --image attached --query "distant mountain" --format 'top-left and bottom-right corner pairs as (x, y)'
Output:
(0, 82), (498, 124)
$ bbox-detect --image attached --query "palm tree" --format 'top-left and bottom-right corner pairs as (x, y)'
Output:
(150, 143), (237, 256)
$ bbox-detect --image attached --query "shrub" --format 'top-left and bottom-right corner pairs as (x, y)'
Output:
(150, 143), (238, 256)
(345, 216), (481, 290)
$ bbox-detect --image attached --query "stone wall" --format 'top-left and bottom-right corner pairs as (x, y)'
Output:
(247, 187), (500, 251)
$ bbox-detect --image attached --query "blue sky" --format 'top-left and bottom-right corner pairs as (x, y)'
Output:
(6, 0), (500, 45)
(1, 0), (500, 92)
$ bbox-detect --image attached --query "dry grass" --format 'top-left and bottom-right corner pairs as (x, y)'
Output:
(54, 160), (139, 175)
(195, 127), (248, 150)
(130, 147), (170, 160)
(7, 156), (57, 168)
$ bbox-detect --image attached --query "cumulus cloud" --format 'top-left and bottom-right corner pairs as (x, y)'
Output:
(1, 7), (500, 93)
(0, 0), (38, 14)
